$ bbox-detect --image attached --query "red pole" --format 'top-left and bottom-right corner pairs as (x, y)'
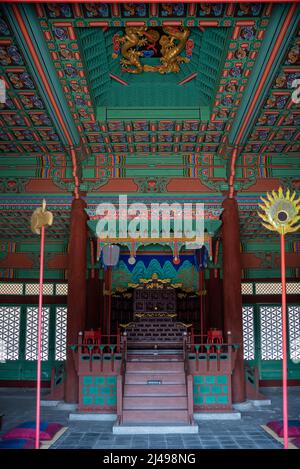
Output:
(35, 225), (45, 449)
(199, 271), (204, 344)
(280, 233), (289, 450)
(103, 270), (107, 336)
(108, 267), (112, 340)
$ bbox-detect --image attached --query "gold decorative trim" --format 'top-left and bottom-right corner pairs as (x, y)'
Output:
(134, 313), (177, 319)
(176, 322), (193, 329)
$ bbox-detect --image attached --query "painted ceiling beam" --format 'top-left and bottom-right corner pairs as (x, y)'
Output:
(3, 4), (80, 147)
(228, 3), (300, 146)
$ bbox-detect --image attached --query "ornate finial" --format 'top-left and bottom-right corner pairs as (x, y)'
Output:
(257, 187), (300, 235)
(30, 199), (53, 234)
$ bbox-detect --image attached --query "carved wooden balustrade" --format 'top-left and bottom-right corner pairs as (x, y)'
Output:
(71, 330), (123, 412)
(184, 333), (239, 411)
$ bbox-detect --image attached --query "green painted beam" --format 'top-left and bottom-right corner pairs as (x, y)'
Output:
(97, 107), (210, 120)
(4, 4), (80, 146)
(229, 3), (300, 144)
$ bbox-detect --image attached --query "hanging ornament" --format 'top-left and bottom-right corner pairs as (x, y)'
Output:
(194, 245), (209, 271)
(173, 241), (180, 264)
(128, 241), (136, 265)
(102, 244), (120, 267)
(258, 187), (300, 235)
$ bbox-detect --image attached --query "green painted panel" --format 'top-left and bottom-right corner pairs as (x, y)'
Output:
(107, 395), (117, 406)
(222, 386), (228, 394)
(82, 396), (93, 405)
(100, 386), (111, 394)
(100, 107), (206, 120)
(211, 385), (221, 394)
(200, 385), (210, 394)
(205, 395), (216, 404)
(194, 395), (204, 405)
(205, 376), (216, 384)
(217, 375), (228, 384)
(82, 376), (93, 385)
(94, 396), (105, 406)
(194, 375), (205, 384)
(82, 386), (88, 395)
(217, 395), (228, 404)
(89, 386), (98, 395)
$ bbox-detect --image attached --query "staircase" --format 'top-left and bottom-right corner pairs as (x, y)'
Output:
(123, 350), (189, 424)
(113, 316), (197, 433)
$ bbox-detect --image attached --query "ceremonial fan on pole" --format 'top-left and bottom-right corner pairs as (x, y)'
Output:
(258, 187), (300, 450)
(30, 200), (53, 449)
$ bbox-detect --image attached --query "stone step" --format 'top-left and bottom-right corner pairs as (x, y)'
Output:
(123, 396), (187, 410)
(113, 423), (198, 434)
(125, 373), (186, 385)
(122, 409), (189, 424)
(124, 384), (186, 396)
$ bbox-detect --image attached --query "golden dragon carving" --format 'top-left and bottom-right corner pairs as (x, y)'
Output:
(118, 26), (190, 74)
(119, 26), (148, 74)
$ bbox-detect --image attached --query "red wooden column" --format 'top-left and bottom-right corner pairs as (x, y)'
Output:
(222, 197), (245, 403)
(207, 270), (224, 331)
(86, 271), (101, 330)
(65, 197), (88, 403)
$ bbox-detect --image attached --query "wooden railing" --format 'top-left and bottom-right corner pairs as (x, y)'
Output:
(245, 361), (266, 400)
(117, 334), (127, 425)
(183, 333), (194, 424)
(71, 330), (123, 373)
(184, 336), (239, 373)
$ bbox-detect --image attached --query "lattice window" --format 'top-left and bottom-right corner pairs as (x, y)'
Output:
(0, 306), (20, 360)
(25, 283), (53, 295)
(55, 307), (67, 360)
(0, 283), (23, 295)
(255, 283), (300, 295)
(242, 306), (255, 360)
(286, 283), (300, 295)
(241, 283), (253, 295)
(25, 307), (49, 360)
(55, 283), (68, 295)
(260, 306), (282, 360)
(288, 306), (300, 362)
(256, 283), (282, 295)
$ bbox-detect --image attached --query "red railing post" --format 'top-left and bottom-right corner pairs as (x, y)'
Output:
(191, 327), (194, 353)
(187, 374), (193, 424)
(117, 374), (122, 424)
(117, 328), (121, 353)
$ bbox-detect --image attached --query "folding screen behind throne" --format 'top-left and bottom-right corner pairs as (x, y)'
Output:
(132, 273), (178, 319)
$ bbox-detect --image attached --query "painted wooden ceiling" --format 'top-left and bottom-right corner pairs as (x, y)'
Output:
(0, 2), (299, 245)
